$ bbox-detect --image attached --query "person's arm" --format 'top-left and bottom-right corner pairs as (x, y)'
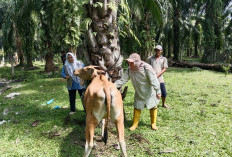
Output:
(157, 68), (166, 78)
(114, 68), (130, 88)
(61, 66), (70, 79)
(145, 66), (161, 98)
(157, 58), (168, 78)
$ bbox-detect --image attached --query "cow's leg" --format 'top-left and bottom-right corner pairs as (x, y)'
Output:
(115, 119), (127, 157)
(101, 119), (105, 138)
(84, 120), (97, 157)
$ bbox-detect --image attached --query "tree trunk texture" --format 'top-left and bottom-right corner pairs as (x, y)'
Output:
(202, 1), (216, 63)
(13, 53), (19, 66)
(170, 60), (232, 72)
(15, 30), (24, 66)
(86, 0), (123, 82)
(194, 32), (199, 57)
(0, 56), (5, 67)
(26, 55), (34, 68)
(167, 39), (172, 58)
(144, 12), (153, 60)
(187, 49), (190, 57)
(45, 53), (54, 72)
(23, 29), (34, 68)
(40, 11), (54, 72)
(173, 6), (180, 61)
(163, 45), (167, 57)
(9, 54), (15, 77)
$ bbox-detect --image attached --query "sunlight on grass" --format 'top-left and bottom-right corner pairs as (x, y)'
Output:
(0, 67), (231, 156)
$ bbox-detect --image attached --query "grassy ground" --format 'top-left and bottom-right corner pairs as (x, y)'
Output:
(0, 63), (231, 157)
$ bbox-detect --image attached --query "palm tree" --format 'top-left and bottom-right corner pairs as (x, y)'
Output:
(2, 0), (16, 75)
(170, 0), (191, 61)
(1, 0), (25, 66)
(202, 0), (223, 63)
(86, 0), (125, 81)
(38, 0), (54, 72)
(121, 0), (163, 60)
(2, 0), (39, 68)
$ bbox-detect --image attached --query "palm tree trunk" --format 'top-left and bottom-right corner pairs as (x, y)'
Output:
(167, 32), (172, 58)
(173, 6), (180, 61)
(45, 53), (54, 72)
(26, 54), (33, 67)
(9, 53), (14, 77)
(0, 55), (5, 67)
(163, 44), (167, 57)
(15, 30), (24, 66)
(194, 37), (199, 57)
(86, 0), (123, 82)
(203, 0), (217, 63)
(144, 12), (152, 60)
(186, 49), (190, 57)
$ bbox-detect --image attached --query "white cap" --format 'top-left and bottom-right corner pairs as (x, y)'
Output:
(154, 45), (163, 50)
(126, 53), (141, 62)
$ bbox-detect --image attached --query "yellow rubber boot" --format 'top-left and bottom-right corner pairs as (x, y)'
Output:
(129, 108), (141, 131)
(150, 108), (158, 130)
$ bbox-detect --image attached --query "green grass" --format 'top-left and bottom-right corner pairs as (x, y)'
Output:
(0, 62), (62, 81)
(0, 65), (231, 156)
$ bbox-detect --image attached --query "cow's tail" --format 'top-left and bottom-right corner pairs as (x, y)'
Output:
(103, 87), (111, 145)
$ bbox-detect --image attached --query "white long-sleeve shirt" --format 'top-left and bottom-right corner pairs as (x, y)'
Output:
(114, 63), (161, 110)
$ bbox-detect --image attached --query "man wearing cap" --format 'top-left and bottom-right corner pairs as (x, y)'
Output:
(114, 53), (161, 131)
(147, 45), (169, 109)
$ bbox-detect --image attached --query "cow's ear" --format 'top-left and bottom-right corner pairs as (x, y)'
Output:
(89, 68), (94, 75)
(90, 69), (98, 79)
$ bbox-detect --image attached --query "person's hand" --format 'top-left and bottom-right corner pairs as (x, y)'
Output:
(156, 94), (161, 100)
(65, 76), (70, 79)
(156, 74), (160, 78)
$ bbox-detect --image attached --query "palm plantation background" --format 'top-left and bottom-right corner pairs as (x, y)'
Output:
(0, 0), (232, 156)
(0, 0), (231, 73)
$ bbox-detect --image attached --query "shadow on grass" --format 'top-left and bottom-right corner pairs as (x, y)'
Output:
(59, 112), (86, 157)
(1, 76), (153, 156)
(0, 76), (89, 156)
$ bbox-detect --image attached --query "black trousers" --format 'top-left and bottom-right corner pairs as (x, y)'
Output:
(68, 88), (85, 112)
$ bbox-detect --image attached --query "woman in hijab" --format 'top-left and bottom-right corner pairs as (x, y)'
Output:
(114, 53), (161, 131)
(61, 52), (85, 115)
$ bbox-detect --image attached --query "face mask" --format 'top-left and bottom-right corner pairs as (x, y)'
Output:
(130, 60), (141, 71)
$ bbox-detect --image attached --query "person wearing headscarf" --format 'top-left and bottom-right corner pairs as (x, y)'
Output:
(114, 53), (161, 131)
(61, 52), (85, 115)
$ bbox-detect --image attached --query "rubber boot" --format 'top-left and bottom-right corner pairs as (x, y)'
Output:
(150, 107), (158, 130)
(129, 108), (141, 131)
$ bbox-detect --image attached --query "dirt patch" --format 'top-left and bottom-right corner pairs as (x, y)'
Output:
(64, 115), (86, 126)
(92, 130), (122, 157)
(129, 133), (150, 143)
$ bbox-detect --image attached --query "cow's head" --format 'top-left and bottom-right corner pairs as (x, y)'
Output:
(73, 66), (106, 80)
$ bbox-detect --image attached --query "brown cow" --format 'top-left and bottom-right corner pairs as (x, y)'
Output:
(74, 66), (127, 157)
